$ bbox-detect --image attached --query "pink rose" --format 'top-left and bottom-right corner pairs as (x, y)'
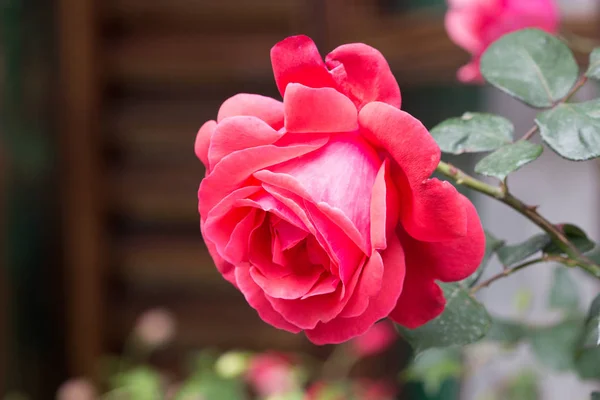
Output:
(246, 353), (297, 396)
(196, 35), (485, 344)
(445, 0), (560, 82)
(350, 321), (396, 357)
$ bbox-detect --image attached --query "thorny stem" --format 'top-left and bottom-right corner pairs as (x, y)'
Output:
(470, 255), (578, 294)
(436, 161), (600, 280)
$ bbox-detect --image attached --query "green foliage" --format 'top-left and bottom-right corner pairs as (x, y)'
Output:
(480, 29), (579, 108)
(402, 348), (462, 397)
(500, 370), (540, 400)
(175, 375), (247, 400)
(585, 48), (600, 80)
(592, 392), (600, 400)
(496, 234), (551, 267)
(530, 320), (581, 371)
(462, 231), (504, 286)
(112, 367), (162, 400)
(544, 224), (596, 254)
(574, 293), (600, 379)
(548, 268), (580, 312)
(396, 283), (491, 352)
(430, 113), (513, 154)
(486, 318), (530, 344)
(474, 141), (543, 181)
(536, 99), (600, 161)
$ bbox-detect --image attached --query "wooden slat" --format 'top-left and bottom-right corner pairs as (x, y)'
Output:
(108, 292), (311, 351)
(57, 0), (104, 378)
(106, 0), (302, 33)
(114, 235), (227, 290)
(107, 33), (283, 86)
(110, 166), (200, 224)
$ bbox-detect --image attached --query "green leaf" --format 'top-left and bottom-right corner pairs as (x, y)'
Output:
(574, 293), (600, 379)
(462, 231), (505, 286)
(496, 233), (551, 266)
(115, 367), (162, 400)
(548, 267), (580, 312)
(474, 141), (543, 181)
(486, 318), (530, 344)
(592, 392), (600, 400)
(536, 99), (600, 161)
(430, 112), (514, 154)
(480, 29), (579, 108)
(396, 283), (491, 352)
(530, 320), (581, 371)
(585, 48), (600, 80)
(544, 224), (596, 254)
(402, 348), (463, 397)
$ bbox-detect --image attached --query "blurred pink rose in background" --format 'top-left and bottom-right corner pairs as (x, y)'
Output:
(350, 321), (396, 357)
(246, 352), (297, 396)
(445, 0), (560, 82)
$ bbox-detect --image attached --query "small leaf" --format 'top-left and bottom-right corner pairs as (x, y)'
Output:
(474, 141), (543, 181)
(585, 48), (600, 80)
(396, 283), (491, 352)
(486, 318), (530, 344)
(430, 112), (514, 154)
(544, 224), (596, 254)
(480, 29), (579, 108)
(462, 231), (505, 286)
(548, 268), (580, 312)
(530, 320), (581, 371)
(496, 233), (551, 266)
(536, 99), (600, 161)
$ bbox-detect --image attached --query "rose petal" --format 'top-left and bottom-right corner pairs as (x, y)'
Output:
(217, 94), (284, 130)
(359, 102), (467, 241)
(339, 251), (384, 318)
(445, 9), (485, 54)
(403, 194), (486, 282)
(301, 274), (338, 299)
(325, 43), (401, 110)
(195, 120), (217, 168)
(270, 35), (336, 97)
(201, 220), (237, 287)
(283, 83), (358, 133)
(250, 266), (323, 300)
(224, 209), (264, 264)
(235, 267), (302, 333)
(198, 135), (329, 217)
(369, 159), (399, 251)
(305, 234), (406, 344)
(208, 116), (283, 171)
(389, 228), (446, 329)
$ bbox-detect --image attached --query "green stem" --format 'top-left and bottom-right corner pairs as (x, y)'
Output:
(436, 161), (600, 279)
(470, 258), (545, 294)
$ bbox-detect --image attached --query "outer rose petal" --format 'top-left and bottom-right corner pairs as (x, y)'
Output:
(217, 93), (284, 130)
(305, 234), (406, 344)
(195, 120), (217, 168)
(389, 231), (445, 328)
(198, 134), (328, 217)
(270, 35), (336, 97)
(457, 60), (484, 83)
(369, 159), (399, 251)
(235, 267), (302, 333)
(445, 9), (484, 54)
(325, 43), (401, 110)
(208, 116), (283, 171)
(358, 102), (467, 241)
(403, 194), (485, 282)
(200, 220), (237, 287)
(283, 84), (358, 133)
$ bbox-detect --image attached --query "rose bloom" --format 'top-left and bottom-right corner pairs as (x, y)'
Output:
(196, 35), (485, 344)
(445, 0), (559, 82)
(350, 320), (396, 357)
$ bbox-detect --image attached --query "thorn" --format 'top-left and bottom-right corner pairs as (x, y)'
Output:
(526, 205), (539, 212)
